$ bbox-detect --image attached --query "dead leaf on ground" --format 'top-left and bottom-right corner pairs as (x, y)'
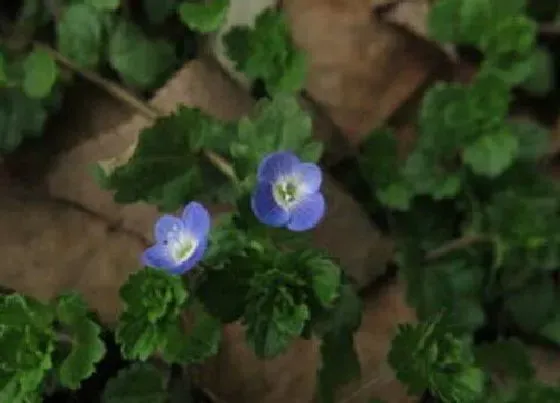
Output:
(283, 0), (445, 145)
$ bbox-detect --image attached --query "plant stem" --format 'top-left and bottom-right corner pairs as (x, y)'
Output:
(35, 43), (239, 184)
(425, 234), (487, 261)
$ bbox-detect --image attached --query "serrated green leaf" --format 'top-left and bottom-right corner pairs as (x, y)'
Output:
(162, 304), (221, 364)
(308, 257), (341, 307)
(102, 363), (168, 403)
(389, 318), (486, 402)
(57, 319), (106, 389)
(116, 268), (188, 360)
(463, 128), (519, 177)
(104, 107), (232, 209)
(55, 292), (89, 323)
(22, 48), (57, 99)
(108, 19), (176, 90)
(223, 8), (306, 94)
(57, 4), (104, 68)
(85, 0), (120, 10)
(244, 287), (309, 358)
(231, 94), (319, 181)
(474, 338), (535, 380)
(54, 292), (106, 389)
(178, 0), (229, 33)
(115, 314), (162, 360)
(312, 282), (362, 338)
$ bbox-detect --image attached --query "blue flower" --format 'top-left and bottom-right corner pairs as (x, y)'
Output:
(142, 202), (210, 274)
(251, 151), (326, 232)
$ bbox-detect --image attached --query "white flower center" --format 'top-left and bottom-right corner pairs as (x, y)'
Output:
(273, 177), (302, 209)
(166, 232), (197, 263)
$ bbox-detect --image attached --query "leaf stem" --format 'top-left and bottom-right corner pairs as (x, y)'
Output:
(34, 43), (239, 184)
(425, 234), (488, 260)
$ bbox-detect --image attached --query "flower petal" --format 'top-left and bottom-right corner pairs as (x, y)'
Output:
(251, 182), (290, 227)
(141, 244), (177, 270)
(257, 151), (300, 183)
(294, 162), (322, 194)
(154, 215), (184, 244)
(181, 201), (211, 240)
(172, 237), (208, 274)
(287, 192), (326, 232)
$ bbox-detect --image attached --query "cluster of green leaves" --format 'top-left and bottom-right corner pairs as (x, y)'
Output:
(114, 267), (221, 365)
(0, 0), (232, 154)
(0, 46), (62, 153)
(387, 317), (560, 403)
(429, 0), (554, 94)
(0, 292), (105, 402)
(223, 7), (307, 95)
(197, 215), (361, 402)
(358, 0), (560, 400)
(100, 94), (322, 210)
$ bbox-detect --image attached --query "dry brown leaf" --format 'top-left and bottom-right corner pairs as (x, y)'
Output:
(283, 0), (444, 145)
(0, 190), (145, 324)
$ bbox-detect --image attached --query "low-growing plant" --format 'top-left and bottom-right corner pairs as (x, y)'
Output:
(1, 0), (560, 402)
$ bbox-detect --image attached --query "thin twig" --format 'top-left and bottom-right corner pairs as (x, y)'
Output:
(34, 43), (238, 183)
(425, 234), (487, 261)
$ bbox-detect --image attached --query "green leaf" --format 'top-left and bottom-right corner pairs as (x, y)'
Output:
(504, 276), (556, 333)
(401, 258), (485, 334)
(108, 19), (177, 90)
(308, 256), (341, 308)
(312, 282), (362, 337)
(474, 338), (535, 380)
(521, 47), (555, 95)
(377, 181), (414, 211)
(104, 107), (232, 209)
(115, 268), (188, 360)
(55, 292), (106, 390)
(162, 304), (221, 364)
(0, 295), (56, 402)
(22, 48), (57, 99)
(231, 94), (320, 181)
(0, 88), (48, 154)
(223, 8), (306, 95)
(142, 0), (178, 25)
(57, 4), (104, 68)
(178, 0), (229, 33)
(85, 0), (120, 10)
(102, 363), (168, 403)
(244, 285), (310, 358)
(389, 317), (486, 402)
(508, 119), (550, 161)
(463, 127), (519, 177)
